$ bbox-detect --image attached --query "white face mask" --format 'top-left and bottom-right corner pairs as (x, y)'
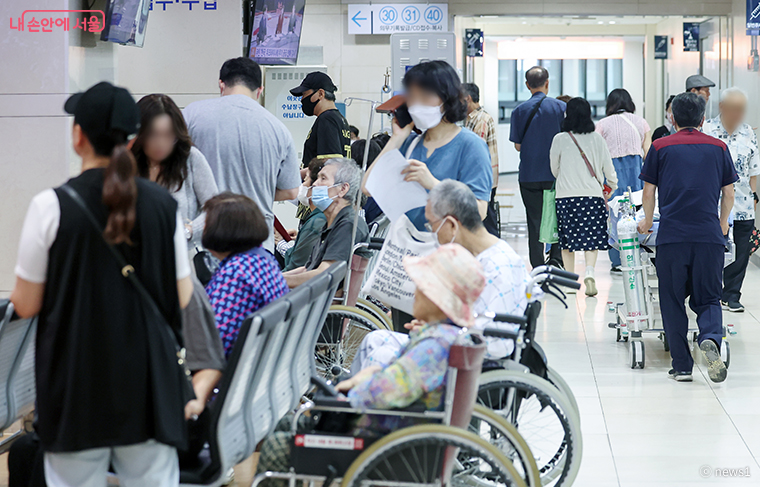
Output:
(297, 184), (310, 206)
(408, 103), (444, 131)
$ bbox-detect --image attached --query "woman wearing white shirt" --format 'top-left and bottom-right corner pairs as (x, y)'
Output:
(550, 98), (618, 296)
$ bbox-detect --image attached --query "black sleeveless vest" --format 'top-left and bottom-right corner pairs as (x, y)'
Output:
(37, 168), (185, 452)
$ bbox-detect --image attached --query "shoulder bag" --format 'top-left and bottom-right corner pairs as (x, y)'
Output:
(521, 95), (547, 140)
(60, 185), (196, 429)
(567, 133), (613, 206)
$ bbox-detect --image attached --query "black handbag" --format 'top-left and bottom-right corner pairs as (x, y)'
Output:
(61, 185), (195, 441)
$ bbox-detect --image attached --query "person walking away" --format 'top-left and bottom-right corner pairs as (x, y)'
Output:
(132, 94), (218, 249)
(349, 125), (360, 142)
(703, 87), (760, 312)
(550, 98), (617, 296)
(686, 74), (715, 102)
(10, 82), (194, 487)
(509, 66), (566, 269)
(652, 95), (676, 142)
(463, 82), (501, 237)
(595, 88), (651, 275)
(638, 92), (737, 383)
(290, 71), (352, 222)
(184, 57), (300, 253)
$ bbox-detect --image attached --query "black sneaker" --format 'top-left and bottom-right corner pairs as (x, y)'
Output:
(700, 340), (727, 383)
(610, 265), (623, 276)
(668, 369), (693, 382)
(721, 301), (745, 313)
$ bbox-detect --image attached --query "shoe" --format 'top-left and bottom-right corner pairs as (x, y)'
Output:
(721, 301), (745, 313)
(700, 339), (727, 383)
(222, 468), (235, 486)
(584, 276), (598, 296)
(668, 369), (693, 382)
(546, 258), (564, 270)
(610, 265), (623, 276)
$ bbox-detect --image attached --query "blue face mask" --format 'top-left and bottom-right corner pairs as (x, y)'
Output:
(310, 184), (338, 211)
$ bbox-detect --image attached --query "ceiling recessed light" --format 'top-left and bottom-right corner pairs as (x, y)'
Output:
(598, 21), (604, 24)
(609, 21), (616, 24)
(522, 21), (527, 24)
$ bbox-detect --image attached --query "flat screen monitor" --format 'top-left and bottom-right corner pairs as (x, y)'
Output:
(100, 0), (151, 47)
(248, 0), (305, 65)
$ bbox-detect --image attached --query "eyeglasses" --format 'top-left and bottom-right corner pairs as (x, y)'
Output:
(424, 215), (448, 232)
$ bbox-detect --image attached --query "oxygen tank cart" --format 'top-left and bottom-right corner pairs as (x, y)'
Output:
(607, 191), (733, 370)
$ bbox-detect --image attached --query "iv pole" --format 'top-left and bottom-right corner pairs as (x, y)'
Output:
(341, 96), (381, 305)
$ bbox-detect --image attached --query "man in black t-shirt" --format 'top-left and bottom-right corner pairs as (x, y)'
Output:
(290, 71), (352, 221)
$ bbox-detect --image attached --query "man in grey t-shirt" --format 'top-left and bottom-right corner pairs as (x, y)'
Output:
(184, 57), (301, 252)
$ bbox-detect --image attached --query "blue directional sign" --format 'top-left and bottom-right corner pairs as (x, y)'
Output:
(348, 4), (371, 34)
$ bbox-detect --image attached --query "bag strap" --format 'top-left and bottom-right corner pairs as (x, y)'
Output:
(60, 184), (182, 345)
(521, 95), (547, 141)
(617, 112), (641, 139)
(404, 134), (423, 160)
(567, 132), (603, 188)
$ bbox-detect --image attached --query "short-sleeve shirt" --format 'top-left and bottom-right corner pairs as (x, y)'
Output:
(205, 247), (289, 358)
(595, 112), (651, 158)
(306, 205), (369, 270)
(302, 108), (352, 165)
(639, 129), (739, 246)
(183, 95), (301, 253)
(703, 117), (760, 221)
(400, 129), (493, 230)
(509, 93), (566, 183)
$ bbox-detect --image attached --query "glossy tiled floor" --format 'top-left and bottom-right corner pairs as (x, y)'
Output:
(499, 175), (760, 486)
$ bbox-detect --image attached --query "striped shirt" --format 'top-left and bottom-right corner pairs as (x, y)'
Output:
(465, 106), (499, 187)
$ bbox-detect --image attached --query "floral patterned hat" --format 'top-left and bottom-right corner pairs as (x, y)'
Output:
(403, 243), (486, 327)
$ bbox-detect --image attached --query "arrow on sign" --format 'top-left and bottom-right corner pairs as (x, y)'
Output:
(352, 10), (367, 27)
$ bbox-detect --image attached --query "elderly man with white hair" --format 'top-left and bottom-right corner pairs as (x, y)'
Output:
(352, 179), (531, 371)
(704, 87), (760, 312)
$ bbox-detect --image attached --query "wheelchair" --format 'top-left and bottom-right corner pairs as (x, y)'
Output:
(256, 333), (539, 487)
(475, 267), (583, 487)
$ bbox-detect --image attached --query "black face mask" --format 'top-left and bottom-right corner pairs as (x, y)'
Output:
(301, 92), (319, 116)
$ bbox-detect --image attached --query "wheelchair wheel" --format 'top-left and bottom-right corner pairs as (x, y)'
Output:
(316, 305), (386, 381)
(355, 298), (392, 331)
(469, 405), (541, 487)
(478, 370), (582, 487)
(545, 366), (580, 424)
(341, 424), (527, 487)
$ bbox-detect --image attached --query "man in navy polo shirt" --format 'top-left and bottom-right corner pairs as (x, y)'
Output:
(638, 92), (737, 383)
(510, 66), (566, 268)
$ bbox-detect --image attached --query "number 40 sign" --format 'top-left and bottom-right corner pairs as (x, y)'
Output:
(348, 4), (448, 35)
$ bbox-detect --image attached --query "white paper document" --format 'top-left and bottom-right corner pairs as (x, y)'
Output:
(364, 149), (430, 222)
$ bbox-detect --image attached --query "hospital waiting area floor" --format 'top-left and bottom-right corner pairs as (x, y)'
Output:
(3, 173), (760, 486)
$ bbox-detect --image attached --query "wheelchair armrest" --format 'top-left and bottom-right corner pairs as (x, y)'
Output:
(311, 397), (355, 409)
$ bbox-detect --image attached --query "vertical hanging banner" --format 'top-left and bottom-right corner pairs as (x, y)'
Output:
(654, 35), (668, 59)
(683, 22), (700, 52)
(747, 0), (760, 35)
(465, 28), (483, 57)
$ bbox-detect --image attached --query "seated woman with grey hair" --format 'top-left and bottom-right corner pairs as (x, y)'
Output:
(283, 157), (369, 288)
(353, 179), (532, 371)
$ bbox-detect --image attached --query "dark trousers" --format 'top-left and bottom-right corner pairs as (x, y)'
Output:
(723, 219), (754, 303)
(657, 243), (724, 372)
(520, 181), (562, 268)
(483, 188), (500, 237)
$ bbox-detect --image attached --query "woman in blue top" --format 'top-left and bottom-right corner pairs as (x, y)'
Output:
(362, 61), (493, 230)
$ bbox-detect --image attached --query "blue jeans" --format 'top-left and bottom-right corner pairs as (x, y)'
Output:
(609, 155), (644, 268)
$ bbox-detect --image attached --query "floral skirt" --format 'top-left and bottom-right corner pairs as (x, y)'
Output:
(556, 196), (609, 251)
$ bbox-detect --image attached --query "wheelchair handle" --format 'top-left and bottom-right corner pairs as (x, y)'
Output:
(482, 312), (528, 326)
(482, 327), (520, 340)
(544, 266), (580, 281)
(311, 375), (340, 398)
(546, 274), (582, 290)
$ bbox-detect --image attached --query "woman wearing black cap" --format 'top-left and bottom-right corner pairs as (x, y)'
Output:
(10, 81), (193, 486)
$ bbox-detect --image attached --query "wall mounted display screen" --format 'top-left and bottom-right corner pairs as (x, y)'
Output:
(248, 0), (305, 65)
(100, 0), (151, 47)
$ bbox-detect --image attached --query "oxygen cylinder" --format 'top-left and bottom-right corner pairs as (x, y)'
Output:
(617, 199), (649, 331)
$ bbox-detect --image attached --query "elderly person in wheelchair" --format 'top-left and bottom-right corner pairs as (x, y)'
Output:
(353, 179), (531, 371)
(255, 243), (486, 484)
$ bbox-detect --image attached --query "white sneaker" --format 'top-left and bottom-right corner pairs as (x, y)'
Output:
(584, 276), (598, 296)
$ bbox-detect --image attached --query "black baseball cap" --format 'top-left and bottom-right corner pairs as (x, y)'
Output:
(64, 82), (140, 138)
(290, 71), (338, 96)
